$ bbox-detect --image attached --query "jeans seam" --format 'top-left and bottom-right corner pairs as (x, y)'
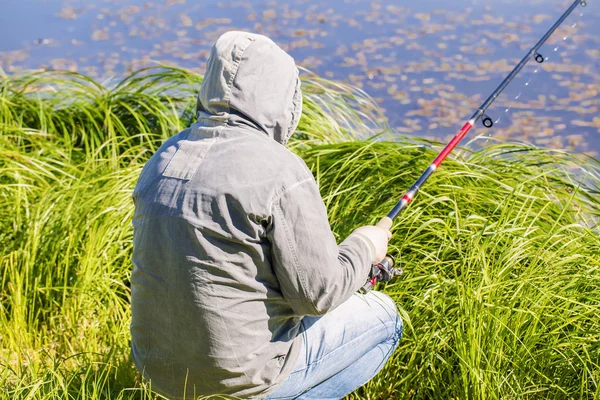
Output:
(290, 320), (396, 375)
(300, 319), (309, 368)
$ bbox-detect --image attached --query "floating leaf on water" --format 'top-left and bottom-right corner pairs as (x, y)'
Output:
(59, 7), (78, 19)
(346, 18), (361, 28)
(289, 39), (310, 50)
(293, 29), (308, 37)
(342, 57), (356, 67)
(180, 13), (193, 27)
(386, 5), (408, 16)
(368, 81), (386, 89)
(262, 9), (277, 20)
(532, 14), (551, 24)
(395, 126), (414, 133)
(118, 5), (141, 20)
(283, 9), (301, 19)
(49, 58), (78, 72)
(297, 56), (322, 69)
(92, 29), (110, 41)
(195, 18), (232, 31)
(414, 13), (430, 22)
(586, 49), (600, 58)
(572, 120), (594, 127)
(567, 134), (585, 147)
(356, 52), (367, 66)
(540, 128), (554, 137)
(473, 46), (490, 55)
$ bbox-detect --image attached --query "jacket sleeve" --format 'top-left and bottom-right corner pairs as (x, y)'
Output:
(267, 177), (373, 316)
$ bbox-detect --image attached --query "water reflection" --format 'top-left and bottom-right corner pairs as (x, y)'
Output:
(1, 0), (598, 154)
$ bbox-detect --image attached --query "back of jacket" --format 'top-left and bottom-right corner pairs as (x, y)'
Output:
(130, 31), (372, 399)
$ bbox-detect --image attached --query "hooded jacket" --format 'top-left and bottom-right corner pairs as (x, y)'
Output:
(130, 31), (373, 399)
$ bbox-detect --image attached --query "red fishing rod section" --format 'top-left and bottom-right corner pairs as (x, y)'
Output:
(376, 0), (588, 231)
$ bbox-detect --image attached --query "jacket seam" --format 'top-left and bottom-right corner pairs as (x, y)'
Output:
(284, 77), (302, 145)
(224, 36), (255, 112)
(267, 177), (312, 215)
(186, 127), (222, 181)
(291, 153), (313, 178)
(272, 201), (319, 315)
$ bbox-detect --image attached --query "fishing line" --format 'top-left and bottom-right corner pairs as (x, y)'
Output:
(491, 6), (585, 128)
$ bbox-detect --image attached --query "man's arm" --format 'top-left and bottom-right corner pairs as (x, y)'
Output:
(267, 177), (379, 316)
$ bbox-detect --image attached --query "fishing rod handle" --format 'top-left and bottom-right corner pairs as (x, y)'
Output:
(376, 216), (393, 231)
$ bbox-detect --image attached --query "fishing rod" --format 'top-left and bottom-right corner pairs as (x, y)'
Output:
(378, 0), (587, 230)
(362, 0), (588, 291)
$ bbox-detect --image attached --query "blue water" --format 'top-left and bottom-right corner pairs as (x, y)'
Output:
(1, 0), (599, 153)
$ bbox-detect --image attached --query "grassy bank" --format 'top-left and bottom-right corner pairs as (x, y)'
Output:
(1, 67), (599, 399)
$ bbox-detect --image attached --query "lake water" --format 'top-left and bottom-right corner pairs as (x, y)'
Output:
(1, 0), (599, 154)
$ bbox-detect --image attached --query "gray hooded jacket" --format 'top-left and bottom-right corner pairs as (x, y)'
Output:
(131, 31), (373, 399)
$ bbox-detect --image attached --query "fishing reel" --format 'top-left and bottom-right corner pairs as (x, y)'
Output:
(360, 254), (402, 293)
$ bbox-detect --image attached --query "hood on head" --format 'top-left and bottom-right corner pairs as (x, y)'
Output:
(196, 31), (303, 146)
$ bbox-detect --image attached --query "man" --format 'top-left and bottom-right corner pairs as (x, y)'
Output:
(131, 31), (402, 399)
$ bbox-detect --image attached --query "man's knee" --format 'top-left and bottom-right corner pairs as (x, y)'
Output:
(368, 291), (403, 343)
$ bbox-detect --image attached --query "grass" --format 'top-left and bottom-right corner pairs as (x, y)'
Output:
(1, 66), (599, 399)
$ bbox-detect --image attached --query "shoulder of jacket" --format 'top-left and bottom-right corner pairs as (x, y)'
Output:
(267, 176), (314, 214)
(230, 129), (312, 178)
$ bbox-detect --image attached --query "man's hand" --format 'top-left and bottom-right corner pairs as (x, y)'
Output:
(352, 225), (392, 263)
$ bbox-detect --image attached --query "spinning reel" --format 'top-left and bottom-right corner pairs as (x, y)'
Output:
(360, 254), (402, 293)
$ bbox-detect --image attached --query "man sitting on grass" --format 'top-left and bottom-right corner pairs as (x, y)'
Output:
(130, 31), (402, 399)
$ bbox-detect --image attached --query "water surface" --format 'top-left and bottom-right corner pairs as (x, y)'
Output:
(1, 0), (599, 154)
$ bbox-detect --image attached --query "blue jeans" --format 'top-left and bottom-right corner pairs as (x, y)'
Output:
(266, 291), (402, 400)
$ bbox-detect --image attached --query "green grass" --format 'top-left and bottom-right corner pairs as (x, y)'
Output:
(1, 67), (599, 399)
